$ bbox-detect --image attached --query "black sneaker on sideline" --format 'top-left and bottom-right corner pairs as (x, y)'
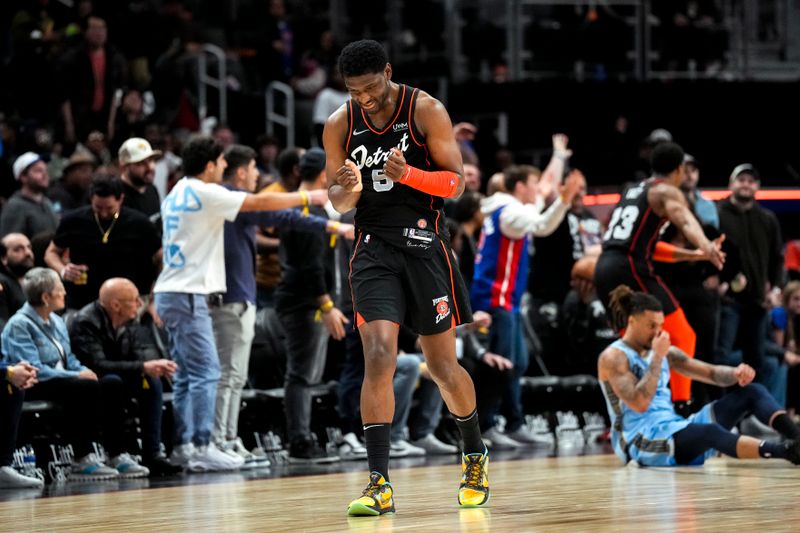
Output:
(785, 440), (800, 465)
(143, 454), (184, 476)
(288, 436), (340, 464)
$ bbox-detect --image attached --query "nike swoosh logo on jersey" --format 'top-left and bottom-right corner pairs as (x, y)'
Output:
(353, 129), (369, 136)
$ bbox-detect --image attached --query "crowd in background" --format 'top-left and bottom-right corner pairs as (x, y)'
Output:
(1, 0), (799, 489)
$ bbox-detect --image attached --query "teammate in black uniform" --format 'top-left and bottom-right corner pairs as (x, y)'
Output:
(324, 40), (488, 516)
(594, 142), (726, 409)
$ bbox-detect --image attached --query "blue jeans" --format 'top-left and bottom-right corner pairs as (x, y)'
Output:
(408, 358), (445, 440)
(391, 354), (422, 441)
(155, 293), (221, 447)
(488, 308), (528, 432)
(101, 373), (165, 458)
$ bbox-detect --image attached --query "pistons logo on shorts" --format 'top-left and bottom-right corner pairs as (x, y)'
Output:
(432, 295), (451, 324)
(417, 218), (427, 229)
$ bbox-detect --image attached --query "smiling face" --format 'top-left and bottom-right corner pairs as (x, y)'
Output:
(343, 65), (392, 115)
(731, 172), (759, 203)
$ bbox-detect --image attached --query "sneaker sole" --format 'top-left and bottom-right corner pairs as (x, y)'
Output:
(116, 471), (150, 479)
(69, 474), (119, 482)
(347, 502), (395, 516)
(458, 492), (491, 508)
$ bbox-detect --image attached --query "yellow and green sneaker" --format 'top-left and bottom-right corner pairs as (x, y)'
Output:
(458, 448), (489, 507)
(347, 471), (395, 516)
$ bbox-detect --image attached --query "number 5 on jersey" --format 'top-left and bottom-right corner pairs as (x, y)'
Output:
(372, 169), (394, 192)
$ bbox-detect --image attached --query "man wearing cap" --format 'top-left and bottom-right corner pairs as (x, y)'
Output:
(118, 137), (162, 222)
(0, 153), (59, 240)
(48, 151), (97, 214)
(717, 164), (784, 384)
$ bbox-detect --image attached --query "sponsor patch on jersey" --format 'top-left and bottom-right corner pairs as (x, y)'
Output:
(403, 227), (434, 243)
(433, 295), (451, 324)
(393, 122), (408, 132)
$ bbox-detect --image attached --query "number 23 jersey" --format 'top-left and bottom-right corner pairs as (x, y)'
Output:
(601, 178), (666, 261)
(345, 84), (447, 254)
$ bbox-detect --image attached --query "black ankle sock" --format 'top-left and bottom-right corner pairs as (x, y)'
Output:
(770, 413), (800, 440)
(758, 440), (789, 460)
(363, 423), (392, 482)
(453, 409), (484, 455)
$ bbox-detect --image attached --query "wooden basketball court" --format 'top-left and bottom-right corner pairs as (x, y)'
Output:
(3, 452), (799, 532)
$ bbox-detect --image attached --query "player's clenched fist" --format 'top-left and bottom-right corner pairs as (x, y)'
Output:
(335, 159), (363, 192)
(383, 148), (407, 182)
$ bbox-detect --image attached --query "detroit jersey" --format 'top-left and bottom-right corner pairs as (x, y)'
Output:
(345, 84), (447, 253)
(602, 179), (666, 261)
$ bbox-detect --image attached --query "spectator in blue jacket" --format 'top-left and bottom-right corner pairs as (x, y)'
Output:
(2, 267), (148, 480)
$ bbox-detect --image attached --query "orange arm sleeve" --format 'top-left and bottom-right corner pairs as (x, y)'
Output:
(652, 241), (678, 263)
(398, 165), (459, 198)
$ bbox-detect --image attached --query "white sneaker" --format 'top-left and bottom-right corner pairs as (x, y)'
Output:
(410, 433), (459, 455)
(169, 443), (196, 468)
(506, 425), (549, 445)
(249, 446), (271, 467)
(0, 466), (44, 489)
(188, 444), (245, 472)
(223, 438), (260, 469)
(70, 453), (119, 481)
(482, 427), (523, 451)
(338, 432), (367, 460)
(390, 439), (426, 458)
(109, 453), (150, 478)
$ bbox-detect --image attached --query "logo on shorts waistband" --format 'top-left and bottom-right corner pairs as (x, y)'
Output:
(433, 295), (451, 324)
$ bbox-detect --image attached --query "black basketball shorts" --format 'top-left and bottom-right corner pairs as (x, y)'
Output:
(349, 232), (473, 336)
(594, 250), (680, 315)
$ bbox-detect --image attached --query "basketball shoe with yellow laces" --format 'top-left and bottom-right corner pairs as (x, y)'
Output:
(347, 471), (395, 516)
(458, 447), (490, 507)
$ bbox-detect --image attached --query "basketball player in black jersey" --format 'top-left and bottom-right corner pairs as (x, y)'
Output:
(323, 40), (488, 516)
(594, 142), (726, 411)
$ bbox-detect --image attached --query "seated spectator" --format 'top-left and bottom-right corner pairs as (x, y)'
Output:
(0, 152), (59, 241)
(70, 278), (181, 476)
(0, 361), (42, 489)
(1, 267), (148, 479)
(771, 282), (800, 414)
(0, 233), (36, 331)
(45, 174), (162, 310)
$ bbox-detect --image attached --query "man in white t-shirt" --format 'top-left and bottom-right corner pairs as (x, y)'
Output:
(154, 135), (326, 472)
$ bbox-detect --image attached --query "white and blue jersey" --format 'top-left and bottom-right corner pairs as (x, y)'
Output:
(600, 339), (716, 466)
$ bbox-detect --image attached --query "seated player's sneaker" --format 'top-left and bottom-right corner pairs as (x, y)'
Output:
(70, 453), (119, 481)
(347, 471), (395, 516)
(109, 453), (150, 478)
(0, 466), (44, 489)
(338, 432), (368, 460)
(410, 433), (459, 455)
(785, 439), (800, 465)
(458, 447), (490, 508)
(389, 439), (426, 457)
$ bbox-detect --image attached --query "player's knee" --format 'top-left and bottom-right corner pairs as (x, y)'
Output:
(741, 382), (769, 401)
(425, 358), (460, 388)
(362, 342), (397, 375)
